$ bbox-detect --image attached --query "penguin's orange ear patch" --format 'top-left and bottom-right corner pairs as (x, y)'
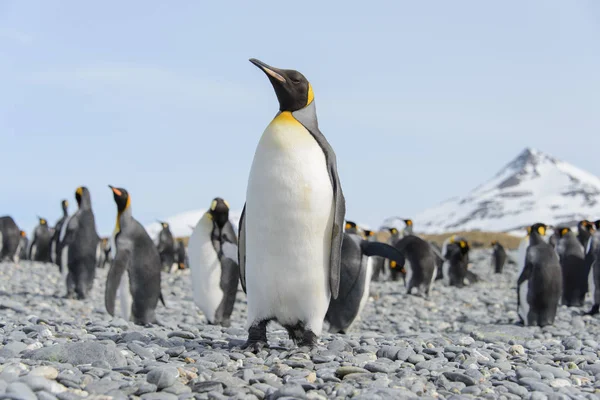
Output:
(210, 200), (217, 211)
(391, 228), (398, 234)
(390, 261), (397, 268)
(345, 223), (351, 230)
(76, 187), (83, 196)
(459, 241), (466, 248)
(537, 226), (546, 236)
(561, 228), (569, 236)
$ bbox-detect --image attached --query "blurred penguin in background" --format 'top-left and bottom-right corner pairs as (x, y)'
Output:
(517, 223), (562, 326)
(442, 237), (470, 287)
(156, 222), (176, 272)
(175, 238), (187, 271)
(391, 234), (437, 297)
(402, 219), (414, 236)
(491, 240), (507, 274)
(30, 217), (53, 263)
(51, 200), (69, 265)
(577, 220), (595, 248)
(0, 216), (20, 262)
(17, 231), (29, 262)
(60, 187), (100, 299)
(555, 227), (587, 307)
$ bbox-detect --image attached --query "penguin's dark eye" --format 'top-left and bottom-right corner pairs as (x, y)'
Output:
(291, 78), (301, 84)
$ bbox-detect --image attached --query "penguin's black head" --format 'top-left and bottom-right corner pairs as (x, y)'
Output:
(159, 221), (169, 230)
(75, 187), (83, 205)
(457, 239), (470, 254)
(404, 219), (413, 227)
(344, 221), (357, 231)
(529, 223), (547, 236)
(38, 217), (47, 226)
(61, 199), (69, 211)
(364, 229), (374, 237)
(109, 185), (130, 213)
(579, 220), (595, 233)
(491, 240), (497, 246)
(250, 58), (313, 112)
(208, 197), (230, 229)
(595, 220), (600, 230)
(557, 227), (571, 238)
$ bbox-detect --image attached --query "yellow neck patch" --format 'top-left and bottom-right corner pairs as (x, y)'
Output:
(115, 196), (131, 232)
(272, 111), (301, 126)
(307, 83), (314, 106)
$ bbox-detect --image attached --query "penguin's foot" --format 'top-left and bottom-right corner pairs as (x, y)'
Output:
(298, 330), (318, 349)
(220, 319), (231, 328)
(585, 304), (599, 316)
(243, 320), (269, 353)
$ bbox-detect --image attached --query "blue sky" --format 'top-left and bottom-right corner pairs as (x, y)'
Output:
(1, 1), (599, 237)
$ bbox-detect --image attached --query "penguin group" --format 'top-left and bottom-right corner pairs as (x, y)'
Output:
(3, 57), (600, 348)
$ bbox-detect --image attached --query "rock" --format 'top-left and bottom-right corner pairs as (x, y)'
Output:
(167, 331), (196, 340)
(189, 381), (224, 394)
(335, 367), (370, 378)
(6, 382), (37, 400)
(146, 367), (179, 389)
(24, 342), (127, 368)
(471, 325), (534, 343)
(442, 372), (476, 386)
(29, 367), (59, 380)
(508, 345), (525, 355)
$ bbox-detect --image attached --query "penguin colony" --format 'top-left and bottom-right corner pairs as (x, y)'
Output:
(2, 59), (600, 348)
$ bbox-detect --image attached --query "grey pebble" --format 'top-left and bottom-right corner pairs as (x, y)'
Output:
(147, 367), (180, 389)
(6, 382), (37, 400)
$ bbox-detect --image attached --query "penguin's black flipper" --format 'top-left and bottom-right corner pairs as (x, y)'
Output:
(105, 248), (131, 317)
(360, 241), (405, 265)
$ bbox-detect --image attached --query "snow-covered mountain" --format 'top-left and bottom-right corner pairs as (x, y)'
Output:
(395, 148), (600, 234)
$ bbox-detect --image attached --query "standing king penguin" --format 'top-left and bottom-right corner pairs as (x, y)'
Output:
(60, 187), (100, 299)
(29, 217), (53, 263)
(51, 200), (69, 265)
(106, 186), (163, 325)
(491, 241), (507, 274)
(17, 231), (29, 262)
(188, 198), (240, 327)
(0, 216), (20, 262)
(156, 222), (176, 272)
(517, 223), (562, 326)
(239, 59), (345, 350)
(555, 227), (587, 307)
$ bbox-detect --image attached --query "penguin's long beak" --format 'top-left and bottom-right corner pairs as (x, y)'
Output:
(108, 185), (121, 196)
(249, 58), (286, 83)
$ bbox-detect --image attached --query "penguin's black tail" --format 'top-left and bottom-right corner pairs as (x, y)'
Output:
(160, 292), (166, 307)
(360, 241), (405, 266)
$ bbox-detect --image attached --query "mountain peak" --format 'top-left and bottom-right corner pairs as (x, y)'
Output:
(411, 148), (600, 234)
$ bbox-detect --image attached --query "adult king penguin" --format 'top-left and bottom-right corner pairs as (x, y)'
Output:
(517, 223), (562, 326)
(17, 231), (29, 262)
(555, 227), (587, 307)
(188, 198), (239, 327)
(0, 216), (20, 262)
(51, 200), (69, 265)
(106, 186), (163, 325)
(239, 59), (345, 350)
(157, 222), (176, 272)
(60, 187), (100, 299)
(30, 217), (53, 263)
(491, 241), (507, 274)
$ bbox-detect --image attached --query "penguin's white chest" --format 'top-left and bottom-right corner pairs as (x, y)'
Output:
(245, 112), (334, 333)
(188, 215), (223, 323)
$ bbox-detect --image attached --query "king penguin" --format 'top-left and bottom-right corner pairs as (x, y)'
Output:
(188, 197), (240, 327)
(344, 221), (360, 236)
(584, 221), (600, 315)
(403, 219), (414, 236)
(29, 217), (53, 263)
(577, 220), (595, 248)
(325, 231), (404, 333)
(0, 216), (20, 262)
(491, 241), (507, 274)
(51, 200), (69, 265)
(175, 239), (187, 270)
(391, 235), (437, 296)
(156, 222), (176, 272)
(238, 58), (345, 350)
(17, 231), (29, 262)
(106, 186), (163, 325)
(555, 226), (587, 307)
(60, 187), (100, 299)
(517, 223), (562, 326)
